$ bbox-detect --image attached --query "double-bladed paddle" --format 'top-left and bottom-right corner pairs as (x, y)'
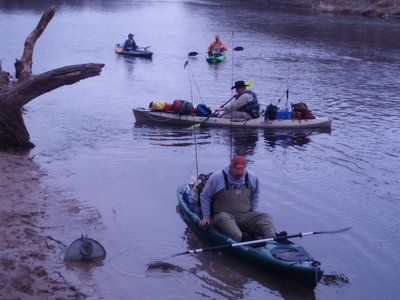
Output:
(187, 79), (254, 129)
(172, 226), (352, 257)
(188, 46), (244, 57)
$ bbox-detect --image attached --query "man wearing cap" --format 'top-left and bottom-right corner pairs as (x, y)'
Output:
(218, 80), (260, 119)
(199, 156), (276, 242)
(123, 33), (138, 51)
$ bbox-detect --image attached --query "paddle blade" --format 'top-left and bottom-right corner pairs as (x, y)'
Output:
(233, 46), (244, 51)
(184, 60), (189, 69)
(245, 79), (254, 88)
(188, 51), (199, 57)
(186, 123), (201, 129)
(314, 226), (352, 235)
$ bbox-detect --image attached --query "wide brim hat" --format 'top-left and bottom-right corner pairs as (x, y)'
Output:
(231, 80), (248, 90)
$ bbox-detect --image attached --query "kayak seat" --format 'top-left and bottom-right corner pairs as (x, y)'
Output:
(242, 231), (267, 248)
(275, 231), (292, 244)
(271, 248), (312, 262)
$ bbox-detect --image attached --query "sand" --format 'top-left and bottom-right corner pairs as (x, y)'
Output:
(0, 152), (98, 299)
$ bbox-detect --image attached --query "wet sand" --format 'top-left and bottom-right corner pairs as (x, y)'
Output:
(0, 152), (97, 299)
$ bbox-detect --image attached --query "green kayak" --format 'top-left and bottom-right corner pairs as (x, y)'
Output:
(206, 53), (226, 64)
(177, 184), (323, 288)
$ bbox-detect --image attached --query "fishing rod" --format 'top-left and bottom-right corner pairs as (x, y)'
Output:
(185, 60), (200, 180)
(285, 57), (291, 107)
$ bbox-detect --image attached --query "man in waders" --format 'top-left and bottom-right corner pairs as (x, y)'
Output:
(199, 156), (276, 242)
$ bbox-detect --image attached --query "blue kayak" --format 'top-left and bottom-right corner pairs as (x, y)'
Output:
(114, 44), (153, 58)
(177, 184), (324, 288)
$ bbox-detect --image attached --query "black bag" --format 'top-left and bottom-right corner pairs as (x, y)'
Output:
(196, 104), (212, 116)
(291, 102), (310, 119)
(264, 104), (278, 120)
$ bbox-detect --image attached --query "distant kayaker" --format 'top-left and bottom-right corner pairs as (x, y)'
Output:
(217, 80), (260, 119)
(207, 35), (228, 56)
(123, 33), (138, 51)
(199, 155), (276, 242)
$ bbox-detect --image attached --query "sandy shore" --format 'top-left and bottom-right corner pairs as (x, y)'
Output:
(0, 152), (98, 299)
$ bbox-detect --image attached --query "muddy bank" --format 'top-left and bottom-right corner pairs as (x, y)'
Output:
(0, 152), (102, 299)
(246, 0), (400, 18)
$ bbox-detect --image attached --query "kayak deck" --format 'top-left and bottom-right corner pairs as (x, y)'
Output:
(114, 45), (153, 58)
(206, 54), (226, 64)
(177, 184), (323, 288)
(132, 108), (332, 129)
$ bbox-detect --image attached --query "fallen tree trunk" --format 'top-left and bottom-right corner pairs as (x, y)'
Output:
(0, 6), (104, 150)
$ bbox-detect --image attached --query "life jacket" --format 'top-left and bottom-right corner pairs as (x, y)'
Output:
(209, 41), (226, 53)
(237, 91), (260, 118)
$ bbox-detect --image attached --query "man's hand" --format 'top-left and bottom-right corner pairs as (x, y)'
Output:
(200, 217), (212, 227)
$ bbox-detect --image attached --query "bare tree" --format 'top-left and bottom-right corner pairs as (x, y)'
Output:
(0, 6), (104, 150)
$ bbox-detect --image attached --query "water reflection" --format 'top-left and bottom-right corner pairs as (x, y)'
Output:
(63, 257), (105, 273)
(133, 124), (211, 147)
(132, 123), (331, 151)
(224, 128), (259, 157)
(263, 128), (331, 149)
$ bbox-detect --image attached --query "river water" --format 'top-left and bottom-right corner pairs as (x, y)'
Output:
(1, 0), (400, 299)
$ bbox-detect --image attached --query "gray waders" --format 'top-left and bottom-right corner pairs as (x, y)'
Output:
(212, 171), (276, 241)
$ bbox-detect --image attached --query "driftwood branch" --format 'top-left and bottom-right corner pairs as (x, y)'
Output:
(0, 6), (105, 150)
(7, 63), (105, 107)
(15, 6), (56, 80)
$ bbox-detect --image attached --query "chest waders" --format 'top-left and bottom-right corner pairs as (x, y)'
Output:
(212, 171), (251, 216)
(212, 171), (276, 241)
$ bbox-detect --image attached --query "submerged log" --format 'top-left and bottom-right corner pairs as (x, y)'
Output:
(0, 6), (104, 150)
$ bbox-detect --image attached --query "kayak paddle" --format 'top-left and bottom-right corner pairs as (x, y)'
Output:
(187, 79), (254, 129)
(172, 227), (352, 257)
(188, 46), (244, 57)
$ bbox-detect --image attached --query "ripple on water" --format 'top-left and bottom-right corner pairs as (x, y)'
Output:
(110, 244), (186, 277)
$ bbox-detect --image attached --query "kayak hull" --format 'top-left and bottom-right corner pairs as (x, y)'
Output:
(177, 185), (323, 288)
(114, 45), (153, 58)
(206, 54), (226, 64)
(132, 108), (332, 129)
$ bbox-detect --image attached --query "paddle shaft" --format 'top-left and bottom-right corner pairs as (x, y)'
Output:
(186, 79), (255, 129)
(196, 95), (235, 125)
(188, 46), (243, 57)
(176, 227), (352, 256)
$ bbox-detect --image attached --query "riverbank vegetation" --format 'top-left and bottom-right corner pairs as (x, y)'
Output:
(251, 0), (400, 18)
